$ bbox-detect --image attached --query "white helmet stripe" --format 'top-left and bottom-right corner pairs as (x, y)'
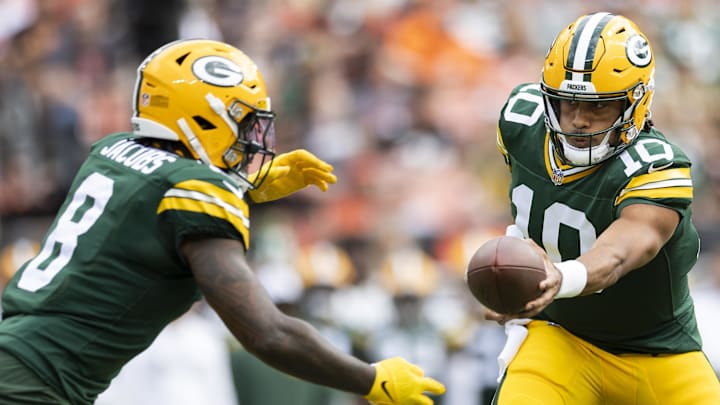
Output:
(570, 12), (611, 82)
(132, 71), (141, 116)
(132, 39), (188, 117)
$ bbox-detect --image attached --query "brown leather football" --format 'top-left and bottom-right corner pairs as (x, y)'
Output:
(465, 236), (546, 314)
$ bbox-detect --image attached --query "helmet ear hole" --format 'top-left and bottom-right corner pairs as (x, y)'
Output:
(192, 116), (216, 130)
(175, 52), (190, 65)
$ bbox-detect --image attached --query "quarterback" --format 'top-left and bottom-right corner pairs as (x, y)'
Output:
(488, 12), (720, 404)
(0, 39), (445, 404)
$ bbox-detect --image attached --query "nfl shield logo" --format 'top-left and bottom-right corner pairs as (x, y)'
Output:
(552, 168), (564, 185)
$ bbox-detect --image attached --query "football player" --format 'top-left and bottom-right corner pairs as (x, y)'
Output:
(488, 12), (720, 404)
(0, 39), (445, 405)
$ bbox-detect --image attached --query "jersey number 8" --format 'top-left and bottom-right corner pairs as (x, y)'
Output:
(18, 173), (114, 292)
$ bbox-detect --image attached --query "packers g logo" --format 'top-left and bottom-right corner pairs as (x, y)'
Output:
(192, 56), (244, 87)
(626, 35), (652, 67)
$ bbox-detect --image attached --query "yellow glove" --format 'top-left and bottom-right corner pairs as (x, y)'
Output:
(364, 357), (446, 405)
(247, 149), (337, 203)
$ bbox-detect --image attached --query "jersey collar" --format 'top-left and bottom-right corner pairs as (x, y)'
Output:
(544, 131), (602, 185)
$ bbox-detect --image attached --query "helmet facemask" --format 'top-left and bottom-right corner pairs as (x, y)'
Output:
(542, 86), (643, 167)
(224, 99), (276, 189)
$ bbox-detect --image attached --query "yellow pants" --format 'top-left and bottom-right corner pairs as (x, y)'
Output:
(495, 321), (720, 404)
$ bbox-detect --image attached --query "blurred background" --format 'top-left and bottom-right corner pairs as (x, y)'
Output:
(0, 0), (718, 404)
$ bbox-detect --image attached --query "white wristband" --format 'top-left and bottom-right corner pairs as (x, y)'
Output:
(554, 260), (587, 298)
(505, 224), (524, 239)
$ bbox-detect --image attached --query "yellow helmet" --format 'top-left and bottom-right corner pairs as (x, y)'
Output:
(296, 241), (356, 289)
(541, 12), (655, 166)
(131, 39), (276, 186)
(1, 238), (39, 284)
(379, 245), (439, 297)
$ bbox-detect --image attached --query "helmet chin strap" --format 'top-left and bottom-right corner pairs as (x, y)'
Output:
(559, 131), (613, 166)
(177, 118), (213, 165)
(205, 93), (238, 137)
(176, 93), (256, 171)
(205, 92), (248, 169)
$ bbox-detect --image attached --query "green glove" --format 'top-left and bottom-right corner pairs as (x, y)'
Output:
(365, 357), (446, 405)
(247, 149), (337, 203)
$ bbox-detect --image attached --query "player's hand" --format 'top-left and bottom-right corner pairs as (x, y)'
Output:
(365, 357), (445, 405)
(484, 308), (512, 325)
(247, 149), (337, 203)
(484, 239), (562, 324)
(521, 239), (561, 315)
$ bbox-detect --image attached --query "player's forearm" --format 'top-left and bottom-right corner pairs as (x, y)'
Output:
(576, 241), (634, 294)
(245, 314), (375, 395)
(184, 238), (375, 396)
(578, 212), (672, 293)
(203, 281), (375, 395)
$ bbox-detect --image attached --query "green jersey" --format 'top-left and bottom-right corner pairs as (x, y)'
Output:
(496, 84), (701, 354)
(0, 133), (251, 403)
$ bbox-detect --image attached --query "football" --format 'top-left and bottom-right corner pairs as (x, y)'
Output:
(465, 236), (546, 314)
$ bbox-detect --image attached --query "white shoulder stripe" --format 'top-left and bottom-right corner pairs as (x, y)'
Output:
(164, 188), (250, 227)
(620, 179), (692, 196)
(623, 179), (693, 192)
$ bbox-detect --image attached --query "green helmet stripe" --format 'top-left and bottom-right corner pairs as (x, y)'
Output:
(565, 12), (614, 82)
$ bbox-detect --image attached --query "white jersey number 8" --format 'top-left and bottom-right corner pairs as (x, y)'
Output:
(18, 173), (114, 292)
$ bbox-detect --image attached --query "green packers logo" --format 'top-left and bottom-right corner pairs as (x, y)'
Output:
(192, 56), (244, 87)
(626, 35), (652, 67)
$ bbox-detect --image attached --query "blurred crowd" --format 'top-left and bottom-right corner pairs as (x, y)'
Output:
(0, 0), (719, 404)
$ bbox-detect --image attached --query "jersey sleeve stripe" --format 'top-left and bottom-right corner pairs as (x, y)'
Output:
(158, 193), (250, 248)
(173, 179), (247, 213)
(622, 179), (692, 191)
(159, 188), (249, 225)
(497, 125), (511, 169)
(614, 186), (693, 205)
(496, 126), (508, 156)
(615, 167), (693, 205)
(157, 179), (250, 248)
(624, 168), (691, 189)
